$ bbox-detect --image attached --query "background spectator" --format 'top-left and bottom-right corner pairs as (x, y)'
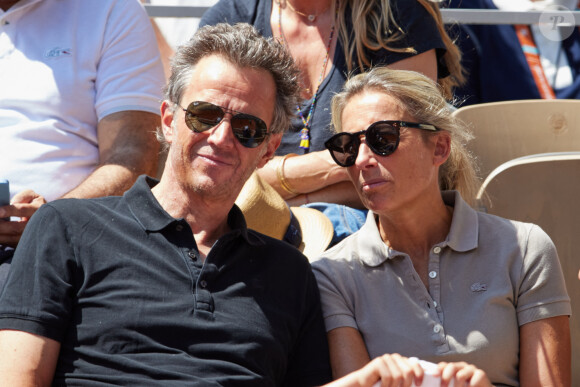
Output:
(447, 0), (580, 105)
(0, 0), (165, 258)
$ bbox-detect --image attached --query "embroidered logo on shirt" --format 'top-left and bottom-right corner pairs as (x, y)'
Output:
(45, 47), (72, 59)
(470, 282), (487, 292)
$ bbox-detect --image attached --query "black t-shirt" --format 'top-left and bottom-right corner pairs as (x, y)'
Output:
(0, 176), (332, 386)
(200, 0), (447, 153)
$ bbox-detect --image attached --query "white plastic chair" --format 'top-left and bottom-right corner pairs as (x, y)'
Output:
(453, 99), (580, 178)
(475, 151), (580, 384)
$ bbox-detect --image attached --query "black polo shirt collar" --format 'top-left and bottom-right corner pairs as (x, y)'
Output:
(125, 175), (264, 246)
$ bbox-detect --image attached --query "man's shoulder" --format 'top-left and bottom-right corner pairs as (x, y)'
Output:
(41, 196), (125, 222)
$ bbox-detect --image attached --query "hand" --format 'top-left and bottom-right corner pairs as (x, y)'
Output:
(325, 353), (424, 387)
(437, 361), (492, 387)
(0, 190), (46, 247)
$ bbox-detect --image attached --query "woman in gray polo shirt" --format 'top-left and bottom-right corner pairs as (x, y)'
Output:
(312, 67), (571, 386)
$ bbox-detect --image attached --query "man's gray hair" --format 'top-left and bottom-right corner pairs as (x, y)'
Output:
(165, 22), (300, 136)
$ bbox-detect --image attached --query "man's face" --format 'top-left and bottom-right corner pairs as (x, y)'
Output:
(161, 54), (280, 202)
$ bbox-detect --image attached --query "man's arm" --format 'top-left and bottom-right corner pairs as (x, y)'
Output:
(0, 330), (61, 386)
(63, 110), (161, 199)
(0, 110), (160, 247)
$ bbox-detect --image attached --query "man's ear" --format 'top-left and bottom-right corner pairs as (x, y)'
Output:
(433, 131), (451, 167)
(257, 133), (283, 168)
(160, 100), (176, 143)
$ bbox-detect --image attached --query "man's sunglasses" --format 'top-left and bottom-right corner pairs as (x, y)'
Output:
(324, 120), (439, 167)
(179, 101), (269, 148)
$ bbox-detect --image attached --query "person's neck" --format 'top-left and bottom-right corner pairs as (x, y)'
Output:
(377, 191), (452, 259)
(152, 174), (233, 261)
(0, 0), (19, 12)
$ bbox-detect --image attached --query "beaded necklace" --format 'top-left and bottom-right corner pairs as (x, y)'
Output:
(277, 0), (337, 150)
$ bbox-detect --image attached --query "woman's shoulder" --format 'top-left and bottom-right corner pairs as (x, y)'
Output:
(199, 0), (262, 27)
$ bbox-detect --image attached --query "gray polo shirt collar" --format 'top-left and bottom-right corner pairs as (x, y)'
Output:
(125, 175), (263, 246)
(358, 190), (479, 267)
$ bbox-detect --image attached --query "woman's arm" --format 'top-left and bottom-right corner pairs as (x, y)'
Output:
(257, 151), (363, 208)
(519, 315), (571, 386)
(327, 327), (372, 379)
(325, 327), (492, 387)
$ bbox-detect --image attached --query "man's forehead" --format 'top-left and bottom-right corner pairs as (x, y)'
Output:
(182, 55), (277, 122)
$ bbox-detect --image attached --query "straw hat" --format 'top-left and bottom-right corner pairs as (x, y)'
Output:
(235, 172), (334, 259)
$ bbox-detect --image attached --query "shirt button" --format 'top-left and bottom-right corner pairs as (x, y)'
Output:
(433, 246), (442, 254)
(188, 251), (197, 260)
(433, 324), (442, 333)
(176, 224), (183, 232)
(429, 271), (437, 279)
(200, 280), (208, 288)
(433, 301), (438, 308)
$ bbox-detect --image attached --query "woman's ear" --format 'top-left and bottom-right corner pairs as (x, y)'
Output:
(160, 100), (176, 143)
(433, 131), (451, 167)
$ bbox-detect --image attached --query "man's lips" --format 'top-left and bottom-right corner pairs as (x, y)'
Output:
(197, 153), (235, 166)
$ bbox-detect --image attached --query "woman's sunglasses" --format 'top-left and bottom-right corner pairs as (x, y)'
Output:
(324, 120), (439, 167)
(179, 101), (269, 148)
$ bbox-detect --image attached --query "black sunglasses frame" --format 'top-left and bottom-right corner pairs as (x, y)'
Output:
(324, 120), (439, 167)
(179, 101), (270, 148)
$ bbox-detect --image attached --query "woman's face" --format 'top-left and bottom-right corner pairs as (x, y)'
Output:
(341, 90), (445, 215)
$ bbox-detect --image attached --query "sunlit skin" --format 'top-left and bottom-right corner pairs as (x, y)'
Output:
(156, 54), (280, 208)
(341, 91), (445, 217)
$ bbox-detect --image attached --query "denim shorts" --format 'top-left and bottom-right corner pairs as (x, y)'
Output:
(302, 202), (368, 247)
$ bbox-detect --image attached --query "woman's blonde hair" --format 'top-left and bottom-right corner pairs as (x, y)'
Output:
(336, 0), (464, 99)
(331, 67), (479, 204)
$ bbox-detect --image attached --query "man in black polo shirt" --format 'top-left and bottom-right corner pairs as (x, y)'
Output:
(0, 23), (331, 386)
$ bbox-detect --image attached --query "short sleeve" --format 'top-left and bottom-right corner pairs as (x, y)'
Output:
(516, 225), (571, 325)
(95, 0), (165, 119)
(311, 257), (359, 332)
(0, 203), (77, 342)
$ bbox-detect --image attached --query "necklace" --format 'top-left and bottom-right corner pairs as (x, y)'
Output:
(285, 0), (321, 22)
(277, 0), (337, 150)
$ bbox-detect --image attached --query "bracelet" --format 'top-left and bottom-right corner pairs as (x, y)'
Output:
(277, 153), (300, 195)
